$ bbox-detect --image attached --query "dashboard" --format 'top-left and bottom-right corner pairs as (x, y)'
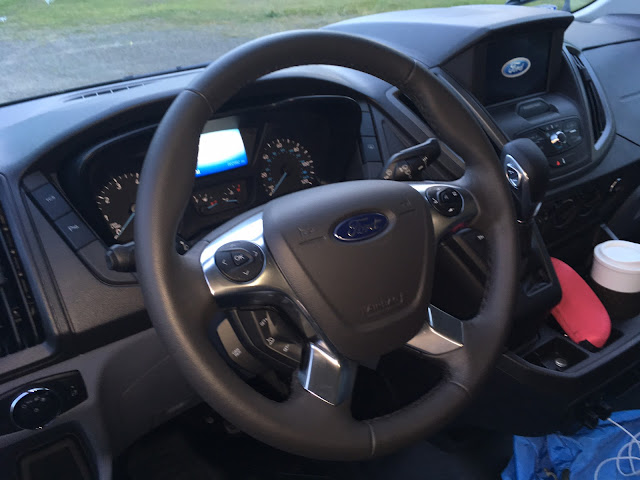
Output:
(0, 4), (640, 477)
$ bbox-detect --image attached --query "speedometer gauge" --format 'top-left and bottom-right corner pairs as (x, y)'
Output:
(259, 138), (317, 198)
(96, 172), (139, 244)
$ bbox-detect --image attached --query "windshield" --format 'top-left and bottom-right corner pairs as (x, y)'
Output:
(0, 0), (596, 105)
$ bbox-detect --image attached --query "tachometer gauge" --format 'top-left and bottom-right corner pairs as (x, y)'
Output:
(95, 172), (139, 243)
(259, 138), (317, 198)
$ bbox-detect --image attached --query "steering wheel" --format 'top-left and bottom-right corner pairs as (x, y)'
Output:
(135, 30), (518, 461)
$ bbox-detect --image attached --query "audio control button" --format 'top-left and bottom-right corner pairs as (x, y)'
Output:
(427, 187), (463, 217)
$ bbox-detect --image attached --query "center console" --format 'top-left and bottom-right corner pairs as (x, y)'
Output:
(440, 12), (613, 183)
(441, 160), (640, 436)
(411, 9), (640, 436)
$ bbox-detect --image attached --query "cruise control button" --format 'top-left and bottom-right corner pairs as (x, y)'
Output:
(255, 310), (302, 365)
(217, 319), (263, 374)
(270, 340), (302, 363)
(230, 250), (251, 266)
(255, 311), (273, 334)
(235, 309), (302, 367)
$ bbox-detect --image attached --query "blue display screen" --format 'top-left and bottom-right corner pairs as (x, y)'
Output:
(195, 129), (248, 178)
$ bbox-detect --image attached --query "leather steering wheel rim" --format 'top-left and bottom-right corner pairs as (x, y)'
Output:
(135, 30), (518, 461)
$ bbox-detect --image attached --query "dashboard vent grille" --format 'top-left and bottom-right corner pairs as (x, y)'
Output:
(572, 53), (606, 143)
(0, 206), (44, 356)
(67, 82), (148, 101)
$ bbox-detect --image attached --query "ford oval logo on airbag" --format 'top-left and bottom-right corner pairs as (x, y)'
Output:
(334, 213), (389, 242)
(501, 57), (531, 78)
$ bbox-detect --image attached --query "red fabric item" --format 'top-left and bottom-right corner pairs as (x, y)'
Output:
(550, 257), (611, 348)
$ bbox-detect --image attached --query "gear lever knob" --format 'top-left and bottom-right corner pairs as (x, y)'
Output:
(501, 138), (550, 223)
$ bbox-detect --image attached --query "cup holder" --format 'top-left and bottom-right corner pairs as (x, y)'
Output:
(525, 337), (588, 371)
(581, 327), (624, 352)
(546, 314), (624, 351)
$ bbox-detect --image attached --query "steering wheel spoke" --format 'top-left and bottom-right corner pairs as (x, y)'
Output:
(297, 342), (358, 406)
(197, 210), (360, 400)
(406, 305), (464, 356)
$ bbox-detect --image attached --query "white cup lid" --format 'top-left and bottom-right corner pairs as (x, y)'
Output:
(594, 240), (640, 273)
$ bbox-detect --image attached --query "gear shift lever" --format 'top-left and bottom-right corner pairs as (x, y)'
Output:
(499, 140), (562, 346)
(501, 138), (550, 224)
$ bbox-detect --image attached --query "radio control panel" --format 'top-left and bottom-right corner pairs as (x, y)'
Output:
(518, 117), (583, 169)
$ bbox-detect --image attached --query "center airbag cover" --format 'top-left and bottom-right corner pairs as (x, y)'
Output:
(263, 180), (435, 361)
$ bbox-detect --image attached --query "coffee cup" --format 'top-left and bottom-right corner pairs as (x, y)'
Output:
(590, 240), (640, 320)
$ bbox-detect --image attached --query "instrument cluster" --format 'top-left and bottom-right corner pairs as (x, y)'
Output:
(61, 96), (362, 247)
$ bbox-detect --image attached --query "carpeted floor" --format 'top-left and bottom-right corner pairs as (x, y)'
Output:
(115, 404), (512, 480)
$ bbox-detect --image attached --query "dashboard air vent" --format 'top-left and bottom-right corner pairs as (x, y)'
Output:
(0, 206), (44, 356)
(67, 81), (148, 102)
(571, 53), (606, 143)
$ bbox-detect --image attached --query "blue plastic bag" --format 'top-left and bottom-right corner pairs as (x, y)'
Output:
(502, 410), (640, 480)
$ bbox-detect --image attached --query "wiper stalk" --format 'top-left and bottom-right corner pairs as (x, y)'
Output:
(505, 0), (571, 12)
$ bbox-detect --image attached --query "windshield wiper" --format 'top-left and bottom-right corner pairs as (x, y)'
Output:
(118, 62), (211, 82)
(506, 0), (571, 11)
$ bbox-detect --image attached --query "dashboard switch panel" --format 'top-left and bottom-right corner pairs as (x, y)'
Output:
(361, 136), (382, 164)
(0, 371), (87, 436)
(28, 178), (98, 252)
(30, 183), (72, 221)
(54, 212), (96, 250)
(26, 174), (136, 284)
(360, 111), (376, 137)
